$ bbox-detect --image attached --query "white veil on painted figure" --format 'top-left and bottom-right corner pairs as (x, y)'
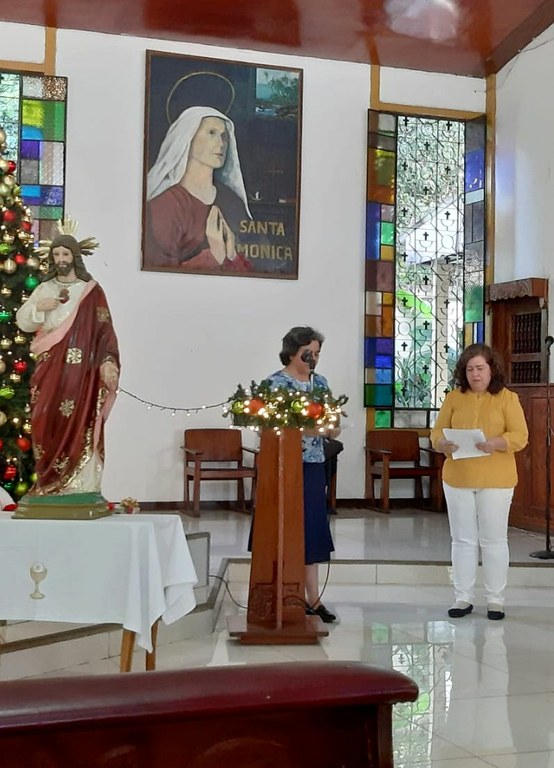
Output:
(146, 105), (252, 218)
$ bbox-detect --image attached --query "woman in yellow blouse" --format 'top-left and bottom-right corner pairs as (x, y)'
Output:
(431, 344), (528, 621)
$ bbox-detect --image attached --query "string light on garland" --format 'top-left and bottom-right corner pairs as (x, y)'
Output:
(224, 380), (348, 431)
(116, 387), (229, 415)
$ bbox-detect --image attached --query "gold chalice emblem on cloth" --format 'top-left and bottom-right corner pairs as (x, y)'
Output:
(29, 562), (48, 599)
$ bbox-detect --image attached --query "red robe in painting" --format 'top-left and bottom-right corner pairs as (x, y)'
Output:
(29, 281), (120, 494)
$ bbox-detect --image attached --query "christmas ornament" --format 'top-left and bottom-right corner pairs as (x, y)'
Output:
(21, 220), (32, 232)
(3, 481), (15, 493)
(306, 402), (325, 419)
(2, 233), (15, 244)
(2, 258), (16, 274)
(230, 400), (245, 414)
(0, 243), (10, 255)
(39, 262), (49, 273)
(0, 284), (12, 296)
(0, 128), (5, 143)
(14, 253), (26, 265)
(290, 399), (304, 413)
(0, 438), (2, 449)
(0, 385), (15, 399)
(3, 175), (15, 188)
(2, 209), (16, 223)
(14, 480), (29, 497)
(30, 472), (37, 483)
(0, 183), (9, 197)
(22, 421), (32, 434)
(26, 256), (39, 270)
(16, 436), (31, 451)
(4, 465), (17, 480)
(247, 398), (265, 414)
(24, 275), (40, 290)
(13, 332), (27, 345)
(0, 336), (12, 349)
(13, 360), (27, 374)
(0, 359), (5, 374)
(0, 411), (7, 425)
(9, 372), (21, 383)
(7, 160), (16, 174)
(0, 159), (8, 172)
(0, 307), (12, 322)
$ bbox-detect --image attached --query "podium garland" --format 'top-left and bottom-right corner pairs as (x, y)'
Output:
(224, 380), (348, 431)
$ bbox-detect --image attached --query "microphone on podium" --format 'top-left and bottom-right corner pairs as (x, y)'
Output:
(301, 349), (315, 368)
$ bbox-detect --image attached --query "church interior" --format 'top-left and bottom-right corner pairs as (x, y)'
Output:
(2, 1), (554, 766)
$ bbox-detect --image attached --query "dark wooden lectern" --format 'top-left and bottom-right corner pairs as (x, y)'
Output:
(228, 428), (328, 644)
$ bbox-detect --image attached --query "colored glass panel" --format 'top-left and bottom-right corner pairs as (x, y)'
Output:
(376, 337), (394, 355)
(375, 410), (392, 428)
(365, 315), (382, 335)
(366, 201), (380, 260)
(382, 292), (394, 305)
(380, 221), (394, 245)
(20, 158), (39, 184)
(380, 245), (394, 261)
(382, 306), (394, 336)
(22, 100), (66, 141)
(376, 368), (393, 384)
(465, 148), (484, 192)
(365, 291), (381, 315)
(21, 139), (41, 160)
(367, 147), (395, 204)
(365, 384), (393, 407)
(40, 142), (64, 185)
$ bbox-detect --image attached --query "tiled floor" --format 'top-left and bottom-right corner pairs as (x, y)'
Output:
(3, 508), (554, 767)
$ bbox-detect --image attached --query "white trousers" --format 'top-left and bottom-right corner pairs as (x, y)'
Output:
(443, 483), (514, 606)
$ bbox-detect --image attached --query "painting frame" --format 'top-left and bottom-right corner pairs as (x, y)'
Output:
(141, 51), (303, 279)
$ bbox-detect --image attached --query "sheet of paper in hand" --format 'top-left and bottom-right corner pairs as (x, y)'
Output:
(443, 428), (487, 460)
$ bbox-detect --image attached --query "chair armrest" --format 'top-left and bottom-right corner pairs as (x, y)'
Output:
(365, 448), (392, 458)
(419, 447), (445, 465)
(183, 448), (203, 457)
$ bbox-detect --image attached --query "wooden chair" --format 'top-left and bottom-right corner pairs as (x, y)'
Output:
(183, 428), (257, 516)
(365, 429), (444, 513)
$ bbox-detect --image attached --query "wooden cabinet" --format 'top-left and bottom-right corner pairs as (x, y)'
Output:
(510, 385), (552, 532)
(486, 278), (548, 384)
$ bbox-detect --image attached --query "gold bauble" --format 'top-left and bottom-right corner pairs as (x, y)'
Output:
(3, 175), (15, 188)
(22, 421), (32, 434)
(20, 292), (29, 303)
(39, 261), (49, 274)
(2, 233), (14, 244)
(2, 258), (16, 274)
(0, 336), (12, 349)
(9, 372), (21, 383)
(0, 128), (6, 144)
(14, 332), (27, 345)
(0, 159), (8, 172)
(0, 285), (11, 297)
(0, 411), (7, 426)
(0, 183), (9, 197)
(26, 256), (40, 270)
(17, 231), (29, 241)
(0, 359), (5, 374)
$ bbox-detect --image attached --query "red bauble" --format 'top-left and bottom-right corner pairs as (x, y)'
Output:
(21, 221), (32, 232)
(7, 160), (16, 174)
(306, 402), (325, 419)
(16, 436), (32, 452)
(14, 254), (27, 265)
(3, 210), (16, 223)
(13, 360), (27, 374)
(0, 439), (3, 450)
(4, 466), (17, 480)
(248, 398), (265, 414)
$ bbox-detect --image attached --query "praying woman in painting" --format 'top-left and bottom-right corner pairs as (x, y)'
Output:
(145, 106), (252, 273)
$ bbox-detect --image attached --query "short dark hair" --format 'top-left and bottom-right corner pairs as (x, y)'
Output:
(454, 343), (506, 394)
(279, 326), (325, 365)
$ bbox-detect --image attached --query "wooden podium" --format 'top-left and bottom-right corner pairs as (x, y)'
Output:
(228, 428), (328, 644)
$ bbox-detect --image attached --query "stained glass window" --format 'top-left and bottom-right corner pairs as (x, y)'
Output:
(364, 111), (486, 429)
(0, 72), (67, 244)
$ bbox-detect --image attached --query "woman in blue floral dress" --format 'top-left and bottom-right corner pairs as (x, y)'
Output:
(265, 326), (339, 623)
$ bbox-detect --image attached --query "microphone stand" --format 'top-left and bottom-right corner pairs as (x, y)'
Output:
(530, 337), (554, 559)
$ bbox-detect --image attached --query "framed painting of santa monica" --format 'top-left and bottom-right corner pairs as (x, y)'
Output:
(142, 51), (303, 279)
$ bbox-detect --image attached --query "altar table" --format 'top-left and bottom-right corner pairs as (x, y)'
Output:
(0, 513), (198, 670)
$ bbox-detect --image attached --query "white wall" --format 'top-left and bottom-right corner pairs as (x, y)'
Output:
(496, 24), (554, 289)
(2, 23), (485, 503)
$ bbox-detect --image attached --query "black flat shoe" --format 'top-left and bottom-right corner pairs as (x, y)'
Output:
(487, 609), (505, 621)
(447, 603), (473, 618)
(306, 604), (337, 623)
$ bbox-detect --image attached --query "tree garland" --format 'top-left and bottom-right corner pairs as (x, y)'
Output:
(224, 380), (348, 430)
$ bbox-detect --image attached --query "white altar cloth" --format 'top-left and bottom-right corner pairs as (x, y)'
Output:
(0, 513), (197, 652)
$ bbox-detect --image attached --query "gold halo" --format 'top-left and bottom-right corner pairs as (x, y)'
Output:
(165, 72), (236, 124)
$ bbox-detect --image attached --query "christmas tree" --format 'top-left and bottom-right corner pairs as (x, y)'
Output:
(0, 125), (42, 503)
